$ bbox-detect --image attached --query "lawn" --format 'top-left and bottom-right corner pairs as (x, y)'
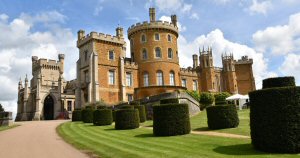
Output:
(57, 110), (299, 158)
(0, 124), (19, 132)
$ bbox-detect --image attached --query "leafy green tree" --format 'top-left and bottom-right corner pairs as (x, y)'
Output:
(186, 90), (200, 102)
(0, 104), (4, 112)
(199, 92), (214, 110)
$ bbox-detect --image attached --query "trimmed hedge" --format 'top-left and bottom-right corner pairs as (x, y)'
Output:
(72, 109), (82, 122)
(120, 105), (134, 110)
(160, 98), (179, 105)
(249, 86), (300, 153)
(153, 104), (190, 136)
(215, 101), (227, 105)
(134, 105), (146, 123)
(130, 101), (140, 106)
(214, 92), (230, 103)
(115, 109), (140, 130)
(82, 108), (94, 123)
(97, 105), (107, 109)
(262, 76), (295, 89)
(112, 110), (117, 122)
(206, 105), (239, 130)
(200, 92), (214, 110)
(93, 109), (113, 126)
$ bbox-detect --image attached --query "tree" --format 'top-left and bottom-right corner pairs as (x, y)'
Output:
(0, 104), (4, 112)
(199, 92), (214, 110)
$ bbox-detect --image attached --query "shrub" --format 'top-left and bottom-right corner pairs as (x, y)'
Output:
(215, 100), (227, 105)
(160, 98), (179, 104)
(262, 76), (295, 89)
(153, 104), (190, 136)
(93, 109), (113, 126)
(200, 92), (214, 110)
(97, 105), (107, 109)
(112, 110), (117, 122)
(186, 90), (200, 102)
(249, 86), (300, 153)
(120, 105), (134, 110)
(130, 101), (140, 106)
(115, 109), (140, 130)
(134, 105), (146, 123)
(214, 92), (230, 103)
(0, 104), (4, 112)
(72, 109), (82, 122)
(82, 108), (94, 123)
(206, 105), (239, 129)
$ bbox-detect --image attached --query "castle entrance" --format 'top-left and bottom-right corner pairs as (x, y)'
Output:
(44, 95), (54, 120)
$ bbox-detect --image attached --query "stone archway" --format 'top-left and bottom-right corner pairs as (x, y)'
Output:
(44, 95), (54, 120)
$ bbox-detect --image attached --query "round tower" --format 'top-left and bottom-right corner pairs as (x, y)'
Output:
(128, 8), (182, 99)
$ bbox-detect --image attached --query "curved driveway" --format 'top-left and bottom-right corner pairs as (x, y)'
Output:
(0, 120), (89, 158)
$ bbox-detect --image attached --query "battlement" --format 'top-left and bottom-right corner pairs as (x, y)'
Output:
(199, 47), (212, 56)
(77, 30), (126, 48)
(234, 56), (253, 64)
(32, 55), (63, 72)
(127, 20), (179, 38)
(124, 58), (138, 69)
(222, 53), (234, 60)
(180, 67), (197, 76)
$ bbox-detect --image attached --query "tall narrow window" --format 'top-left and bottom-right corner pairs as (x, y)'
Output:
(181, 79), (187, 87)
(168, 48), (173, 59)
(142, 48), (148, 59)
(127, 94), (133, 102)
(156, 71), (164, 86)
(154, 33), (160, 41)
(169, 71), (175, 86)
(67, 101), (72, 111)
(109, 70), (115, 85)
(155, 47), (161, 58)
(193, 80), (198, 91)
(126, 72), (132, 87)
(84, 51), (88, 61)
(141, 34), (146, 43)
(168, 34), (172, 42)
(84, 70), (89, 83)
(109, 50), (114, 60)
(143, 72), (149, 86)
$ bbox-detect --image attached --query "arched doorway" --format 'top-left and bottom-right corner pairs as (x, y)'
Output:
(44, 95), (54, 120)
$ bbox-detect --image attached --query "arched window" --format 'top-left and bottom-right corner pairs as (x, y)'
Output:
(156, 71), (164, 86)
(155, 47), (161, 58)
(168, 48), (173, 59)
(143, 72), (149, 87)
(169, 71), (175, 86)
(167, 34), (172, 42)
(154, 33), (160, 41)
(142, 48), (148, 60)
(141, 34), (146, 43)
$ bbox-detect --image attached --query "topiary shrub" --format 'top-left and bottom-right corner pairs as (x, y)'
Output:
(200, 92), (214, 110)
(262, 76), (295, 89)
(72, 109), (82, 122)
(134, 105), (146, 123)
(97, 105), (107, 109)
(215, 100), (227, 105)
(112, 110), (117, 122)
(206, 104), (239, 129)
(160, 98), (179, 104)
(82, 107), (94, 123)
(186, 90), (200, 102)
(93, 109), (113, 126)
(153, 104), (190, 136)
(120, 105), (134, 110)
(249, 84), (300, 153)
(214, 92), (230, 104)
(115, 109), (140, 130)
(130, 101), (140, 106)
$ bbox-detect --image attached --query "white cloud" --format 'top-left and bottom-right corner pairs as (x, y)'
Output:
(214, 0), (232, 5)
(253, 12), (300, 55)
(159, 16), (186, 32)
(94, 0), (105, 16)
(248, 0), (272, 15)
(190, 13), (199, 20)
(148, 0), (193, 14)
(279, 54), (300, 80)
(178, 29), (276, 89)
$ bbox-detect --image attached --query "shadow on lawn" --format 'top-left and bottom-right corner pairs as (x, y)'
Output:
(213, 143), (268, 156)
(193, 127), (210, 131)
(134, 133), (154, 138)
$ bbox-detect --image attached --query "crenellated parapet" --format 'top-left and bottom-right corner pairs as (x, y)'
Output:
(32, 55), (64, 73)
(180, 67), (198, 76)
(124, 58), (138, 69)
(234, 55), (253, 65)
(77, 30), (125, 48)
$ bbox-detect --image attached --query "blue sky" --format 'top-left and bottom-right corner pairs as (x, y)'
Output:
(0, 0), (300, 113)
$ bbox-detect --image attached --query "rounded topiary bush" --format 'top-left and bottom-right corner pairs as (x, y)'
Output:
(115, 109), (140, 130)
(82, 107), (94, 123)
(249, 85), (300, 153)
(214, 92), (230, 104)
(262, 76), (295, 89)
(160, 98), (179, 104)
(93, 109), (113, 126)
(200, 92), (214, 110)
(120, 105), (134, 110)
(134, 105), (146, 123)
(206, 104), (239, 130)
(153, 104), (190, 136)
(72, 109), (82, 122)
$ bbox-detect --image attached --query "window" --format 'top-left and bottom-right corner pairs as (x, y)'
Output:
(127, 94), (133, 102)
(130, 39), (134, 47)
(109, 70), (115, 85)
(84, 70), (89, 83)
(126, 72), (132, 87)
(169, 71), (175, 86)
(141, 34), (146, 43)
(143, 72), (149, 86)
(167, 34), (172, 42)
(193, 80), (198, 91)
(67, 101), (72, 111)
(155, 47), (161, 58)
(84, 51), (88, 61)
(142, 48), (148, 59)
(109, 50), (114, 60)
(181, 79), (187, 87)
(156, 71), (164, 86)
(154, 33), (160, 41)
(168, 48), (173, 59)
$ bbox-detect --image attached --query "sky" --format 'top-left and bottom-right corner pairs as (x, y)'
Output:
(0, 0), (300, 114)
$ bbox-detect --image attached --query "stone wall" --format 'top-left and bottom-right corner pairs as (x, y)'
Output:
(0, 112), (13, 126)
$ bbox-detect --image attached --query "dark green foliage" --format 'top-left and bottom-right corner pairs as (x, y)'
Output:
(200, 92), (214, 110)
(206, 105), (239, 130)
(112, 110), (116, 122)
(249, 86), (300, 153)
(97, 105), (107, 109)
(115, 109), (140, 130)
(0, 104), (4, 112)
(120, 105), (134, 110)
(214, 92), (230, 103)
(130, 101), (140, 106)
(93, 109), (113, 126)
(153, 104), (191, 136)
(186, 90), (200, 102)
(82, 108), (94, 123)
(215, 101), (227, 105)
(160, 98), (179, 104)
(72, 110), (82, 122)
(134, 105), (146, 123)
(262, 76), (295, 89)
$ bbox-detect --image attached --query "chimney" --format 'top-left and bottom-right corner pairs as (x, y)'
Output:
(149, 8), (156, 22)
(193, 54), (199, 68)
(171, 15), (177, 26)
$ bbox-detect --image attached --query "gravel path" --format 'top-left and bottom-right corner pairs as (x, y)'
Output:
(0, 120), (89, 158)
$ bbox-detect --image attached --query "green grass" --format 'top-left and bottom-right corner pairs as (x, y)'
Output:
(57, 109), (299, 158)
(0, 124), (19, 132)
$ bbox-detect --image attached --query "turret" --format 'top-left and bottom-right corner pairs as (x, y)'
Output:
(58, 54), (65, 74)
(192, 54), (198, 68)
(199, 46), (213, 68)
(171, 15), (177, 27)
(24, 74), (29, 99)
(18, 78), (23, 90)
(222, 53), (238, 94)
(116, 27), (124, 38)
(149, 8), (156, 22)
(77, 29), (85, 41)
(222, 53), (235, 72)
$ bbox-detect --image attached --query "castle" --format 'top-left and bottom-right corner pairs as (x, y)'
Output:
(75, 8), (255, 107)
